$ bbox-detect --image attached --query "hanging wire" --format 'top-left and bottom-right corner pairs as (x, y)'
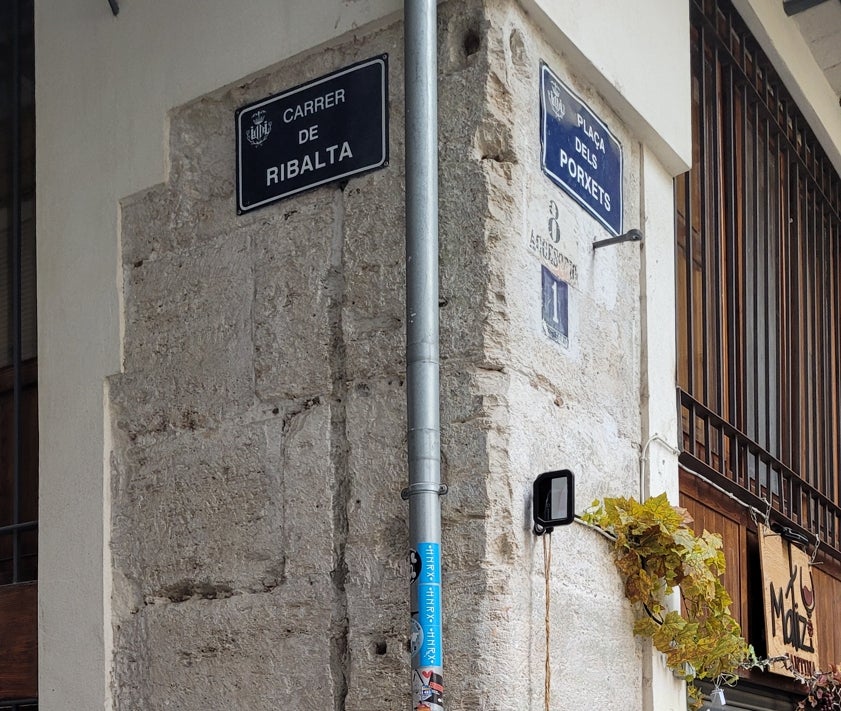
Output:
(680, 460), (771, 527)
(639, 433), (681, 501)
(683, 462), (823, 565)
(573, 516), (618, 543)
(543, 531), (552, 711)
(809, 532), (821, 566)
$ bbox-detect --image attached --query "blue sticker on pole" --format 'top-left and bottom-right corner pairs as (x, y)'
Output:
(417, 542), (442, 667)
(540, 62), (623, 236)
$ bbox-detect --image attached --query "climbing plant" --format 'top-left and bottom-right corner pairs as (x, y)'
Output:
(581, 493), (750, 711)
(793, 665), (841, 710)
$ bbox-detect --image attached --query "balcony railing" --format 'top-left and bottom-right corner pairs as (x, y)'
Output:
(680, 388), (841, 558)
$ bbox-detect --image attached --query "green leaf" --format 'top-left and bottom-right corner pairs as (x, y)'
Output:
(582, 494), (753, 710)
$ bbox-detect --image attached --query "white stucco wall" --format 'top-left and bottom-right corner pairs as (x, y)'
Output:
(520, 0), (693, 176)
(36, 3), (402, 708)
(34, 0), (839, 709)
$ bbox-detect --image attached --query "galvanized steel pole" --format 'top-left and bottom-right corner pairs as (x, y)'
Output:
(403, 1), (444, 709)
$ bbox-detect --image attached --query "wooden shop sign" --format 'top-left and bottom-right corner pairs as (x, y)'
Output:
(758, 524), (819, 677)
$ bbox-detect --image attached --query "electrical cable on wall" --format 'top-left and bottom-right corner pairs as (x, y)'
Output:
(530, 470), (575, 711)
(543, 532), (552, 711)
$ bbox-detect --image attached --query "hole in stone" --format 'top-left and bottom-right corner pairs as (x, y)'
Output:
(509, 28), (528, 68)
(463, 28), (481, 57)
(374, 640), (387, 655)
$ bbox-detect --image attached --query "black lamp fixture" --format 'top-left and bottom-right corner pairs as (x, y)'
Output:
(783, 0), (832, 17)
(532, 469), (575, 535)
(771, 522), (811, 547)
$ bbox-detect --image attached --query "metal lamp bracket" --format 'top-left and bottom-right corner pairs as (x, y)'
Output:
(593, 228), (643, 250)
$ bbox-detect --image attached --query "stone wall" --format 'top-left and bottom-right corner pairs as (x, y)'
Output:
(108, 2), (652, 708)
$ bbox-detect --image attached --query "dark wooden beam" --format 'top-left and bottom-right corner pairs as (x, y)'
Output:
(0, 583), (38, 699)
(783, 0), (832, 17)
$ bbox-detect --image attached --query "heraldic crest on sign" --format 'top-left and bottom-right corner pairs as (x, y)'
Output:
(245, 109), (272, 148)
(547, 79), (566, 121)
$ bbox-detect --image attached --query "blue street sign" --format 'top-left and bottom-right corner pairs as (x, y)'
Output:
(540, 63), (623, 236)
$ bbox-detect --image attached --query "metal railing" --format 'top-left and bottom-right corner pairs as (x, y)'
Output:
(680, 389), (841, 558)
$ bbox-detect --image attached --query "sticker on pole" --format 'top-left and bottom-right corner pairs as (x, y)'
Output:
(411, 542), (443, 710)
(412, 667), (444, 710)
(540, 62), (623, 236)
(415, 542), (441, 667)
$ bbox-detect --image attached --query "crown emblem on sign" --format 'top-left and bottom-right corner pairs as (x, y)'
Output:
(548, 83), (566, 120)
(245, 109), (272, 147)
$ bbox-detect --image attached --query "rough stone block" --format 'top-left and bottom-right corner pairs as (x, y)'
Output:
(111, 404), (333, 599)
(343, 170), (407, 381)
(168, 95), (234, 209)
(437, 37), (492, 365)
(122, 234), (254, 384)
(112, 422), (282, 599)
(120, 183), (183, 267)
(251, 190), (336, 400)
(275, 398), (337, 580)
(115, 588), (335, 711)
(108, 368), (248, 443)
(344, 377), (409, 710)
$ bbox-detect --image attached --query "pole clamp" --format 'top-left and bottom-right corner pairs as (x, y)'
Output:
(401, 482), (449, 500)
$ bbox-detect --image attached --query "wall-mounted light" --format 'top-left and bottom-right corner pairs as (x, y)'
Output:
(532, 470), (575, 535)
(770, 522), (811, 547)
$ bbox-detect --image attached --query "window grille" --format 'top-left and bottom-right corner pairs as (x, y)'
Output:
(1, 0), (38, 705)
(676, 0), (841, 557)
(1, 0), (37, 589)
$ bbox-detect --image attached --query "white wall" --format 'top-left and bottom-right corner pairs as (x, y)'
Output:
(519, 0), (693, 176)
(36, 2), (401, 708)
(35, 0), (840, 708)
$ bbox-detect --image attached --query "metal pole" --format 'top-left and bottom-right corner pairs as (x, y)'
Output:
(403, 1), (444, 709)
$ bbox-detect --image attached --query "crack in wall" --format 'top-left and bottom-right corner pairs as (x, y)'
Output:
(143, 564), (287, 606)
(328, 185), (351, 711)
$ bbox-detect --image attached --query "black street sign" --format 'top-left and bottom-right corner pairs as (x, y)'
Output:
(236, 55), (388, 213)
